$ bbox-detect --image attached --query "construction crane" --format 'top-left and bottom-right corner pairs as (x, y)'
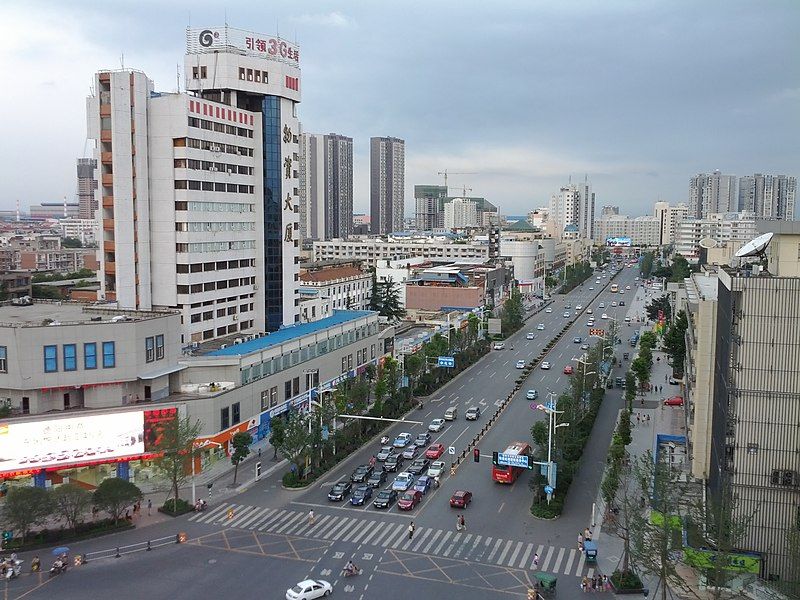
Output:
(438, 169), (477, 190)
(447, 186), (472, 199)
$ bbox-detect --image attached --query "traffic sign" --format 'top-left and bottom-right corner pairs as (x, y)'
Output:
(497, 452), (530, 469)
(437, 356), (455, 368)
(544, 485), (554, 495)
(448, 446), (456, 455)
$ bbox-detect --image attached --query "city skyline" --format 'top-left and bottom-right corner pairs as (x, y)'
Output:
(0, 1), (798, 218)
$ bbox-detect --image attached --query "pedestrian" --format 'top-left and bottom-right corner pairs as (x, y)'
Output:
(581, 577), (589, 592)
(592, 576), (598, 591)
(533, 553), (540, 567)
(664, 374), (668, 382)
(636, 413), (641, 425)
(408, 521), (415, 540)
(647, 414), (651, 425)
(603, 574), (611, 591)
(578, 532), (584, 546)
(584, 527), (591, 540)
(308, 509), (315, 525)
(147, 498), (152, 516)
(91, 505), (99, 520)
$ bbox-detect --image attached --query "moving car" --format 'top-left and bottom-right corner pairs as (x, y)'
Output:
(425, 443), (445, 459)
(541, 361), (552, 370)
(444, 406), (458, 421)
(351, 464), (373, 483)
(587, 321), (595, 327)
(545, 307), (553, 313)
(414, 432), (432, 447)
(563, 365), (574, 375)
(537, 323), (545, 330)
(393, 433), (412, 448)
(465, 406), (481, 420)
(664, 396), (684, 407)
(401, 446), (418, 460)
(392, 472), (415, 491)
(328, 481), (352, 502)
(526, 332), (536, 340)
(493, 342), (505, 350)
(563, 311), (571, 318)
(526, 389), (538, 400)
(586, 308), (593, 314)
(589, 286), (594, 290)
(580, 343), (590, 350)
(366, 469), (387, 488)
(383, 454), (403, 472)
(427, 461), (446, 478)
(626, 285), (631, 290)
(619, 300), (625, 306)
(414, 475), (433, 494)
(449, 490), (473, 508)
(407, 458), (430, 476)
(398, 490), (423, 511)
(611, 301), (618, 307)
(373, 488), (398, 509)
(575, 305), (583, 311)
(573, 336), (582, 343)
(376, 446), (395, 461)
(516, 360), (526, 369)
(350, 485), (373, 506)
(428, 418), (445, 432)
(285, 579), (333, 600)
(601, 313), (609, 320)
(624, 316), (631, 323)
(598, 302), (605, 308)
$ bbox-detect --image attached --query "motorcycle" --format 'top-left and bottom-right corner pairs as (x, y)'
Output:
(342, 566), (362, 578)
(49, 559), (68, 578)
(4, 560), (22, 580)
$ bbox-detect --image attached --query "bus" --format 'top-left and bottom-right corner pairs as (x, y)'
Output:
(610, 283), (619, 293)
(492, 441), (532, 484)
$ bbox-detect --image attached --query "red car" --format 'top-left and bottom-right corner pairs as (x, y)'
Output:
(563, 365), (574, 375)
(664, 396), (684, 406)
(449, 490), (473, 508)
(397, 490), (423, 510)
(425, 443), (445, 459)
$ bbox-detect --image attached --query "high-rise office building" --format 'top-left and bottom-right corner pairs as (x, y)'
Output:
(653, 201), (689, 246)
(414, 184), (447, 231)
(77, 158), (98, 220)
(689, 171), (737, 218)
(549, 181), (595, 239)
(370, 137), (405, 234)
(299, 131), (353, 240)
(443, 198), (478, 229)
(87, 26), (301, 342)
(738, 173), (796, 221)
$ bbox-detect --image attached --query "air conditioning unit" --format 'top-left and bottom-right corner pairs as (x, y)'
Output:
(234, 337), (244, 345)
(220, 344), (227, 349)
(232, 315), (238, 321)
(209, 166), (218, 172)
(253, 284), (259, 290)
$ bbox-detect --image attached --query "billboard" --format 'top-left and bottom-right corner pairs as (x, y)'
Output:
(0, 411), (146, 475)
(606, 237), (632, 247)
(186, 27), (300, 67)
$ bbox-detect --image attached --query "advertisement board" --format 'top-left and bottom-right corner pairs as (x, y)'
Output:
(606, 237), (633, 247)
(0, 411), (145, 475)
(186, 26), (300, 67)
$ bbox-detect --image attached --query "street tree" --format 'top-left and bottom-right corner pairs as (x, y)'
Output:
(640, 252), (654, 278)
(670, 255), (692, 282)
(93, 478), (142, 524)
(645, 295), (672, 323)
(51, 482), (92, 533)
(662, 310), (689, 375)
(404, 351), (424, 397)
(230, 431), (252, 485)
(501, 289), (524, 332)
(466, 313), (480, 345)
(269, 417), (285, 461)
(277, 411), (311, 478)
(151, 414), (202, 506)
(625, 372), (637, 411)
(1, 486), (53, 542)
(631, 356), (650, 392)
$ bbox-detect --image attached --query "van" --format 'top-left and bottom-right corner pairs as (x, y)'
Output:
(444, 407), (458, 421)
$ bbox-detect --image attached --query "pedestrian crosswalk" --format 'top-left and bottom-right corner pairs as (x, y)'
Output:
(188, 502), (594, 578)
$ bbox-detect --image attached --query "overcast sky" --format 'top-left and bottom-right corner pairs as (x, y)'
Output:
(1, 0), (798, 217)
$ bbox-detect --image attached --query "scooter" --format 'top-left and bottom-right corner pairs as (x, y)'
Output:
(4, 560), (22, 580)
(342, 567), (362, 578)
(49, 559), (67, 578)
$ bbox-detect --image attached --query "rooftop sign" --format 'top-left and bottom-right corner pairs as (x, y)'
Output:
(186, 26), (299, 67)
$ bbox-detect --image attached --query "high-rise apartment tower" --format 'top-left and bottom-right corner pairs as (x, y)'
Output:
(370, 137), (405, 234)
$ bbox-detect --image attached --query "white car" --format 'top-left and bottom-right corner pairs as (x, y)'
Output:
(493, 342), (505, 350)
(541, 361), (552, 370)
(586, 321), (594, 327)
(575, 305), (583, 311)
(601, 313), (609, 320)
(392, 472), (415, 491)
(635, 277), (640, 281)
(595, 280), (601, 284)
(626, 285), (631, 290)
(526, 332), (536, 340)
(516, 360), (526, 369)
(586, 308), (593, 314)
(526, 389), (539, 400)
(537, 323), (545, 330)
(286, 579), (333, 600)
(393, 432), (413, 448)
(611, 301), (618, 307)
(619, 290), (625, 295)
(428, 418), (445, 432)
(598, 302), (606, 308)
(427, 461), (446, 478)
(589, 286), (594, 290)
(545, 307), (553, 313)
(624, 316), (631, 323)
(562, 311), (571, 318)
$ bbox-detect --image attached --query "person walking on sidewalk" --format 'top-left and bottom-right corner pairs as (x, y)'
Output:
(147, 498), (152, 516)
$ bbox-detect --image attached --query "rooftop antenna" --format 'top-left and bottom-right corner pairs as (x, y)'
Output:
(63, 195), (68, 218)
(176, 63), (181, 92)
(16, 199), (20, 222)
(120, 52), (124, 70)
(568, 174), (572, 185)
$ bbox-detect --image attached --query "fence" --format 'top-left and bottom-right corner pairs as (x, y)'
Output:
(80, 533), (183, 563)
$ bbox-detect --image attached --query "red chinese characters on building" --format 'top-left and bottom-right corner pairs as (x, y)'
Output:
(244, 36), (299, 62)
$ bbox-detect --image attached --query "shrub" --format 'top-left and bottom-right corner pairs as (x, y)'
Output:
(160, 498), (193, 516)
(611, 569), (643, 590)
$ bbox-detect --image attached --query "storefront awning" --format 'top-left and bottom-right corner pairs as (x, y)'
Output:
(138, 364), (186, 380)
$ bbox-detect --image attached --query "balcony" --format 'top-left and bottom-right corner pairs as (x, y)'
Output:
(102, 174), (114, 186)
(105, 291), (116, 301)
(103, 219), (114, 231)
(100, 130), (112, 142)
(102, 195), (114, 208)
(105, 262), (116, 275)
(101, 151), (113, 164)
(100, 104), (111, 117)
(103, 240), (115, 252)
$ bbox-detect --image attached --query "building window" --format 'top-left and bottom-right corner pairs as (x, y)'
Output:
(102, 341), (116, 368)
(84, 343), (97, 369)
(200, 66), (207, 78)
(342, 357), (347, 374)
(284, 380), (292, 400)
(261, 390), (269, 411)
(371, 344), (376, 360)
(44, 345), (58, 373)
(0, 346), (6, 373)
(63, 344), (77, 372)
(232, 402), (240, 425)
(221, 406), (230, 430)
(239, 67), (245, 80)
(292, 377), (300, 396)
(192, 66), (199, 79)
(145, 337), (155, 363)
(156, 334), (165, 360)
(348, 354), (353, 370)
(21, 397), (29, 414)
(270, 386), (278, 407)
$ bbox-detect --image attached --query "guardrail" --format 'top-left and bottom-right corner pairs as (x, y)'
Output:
(79, 533), (183, 563)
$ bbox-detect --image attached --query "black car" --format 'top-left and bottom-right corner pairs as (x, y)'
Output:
(373, 488), (398, 509)
(407, 458), (430, 476)
(351, 464), (373, 483)
(350, 485), (373, 506)
(366, 469), (387, 488)
(619, 300), (625, 306)
(327, 480), (352, 502)
(383, 454), (404, 472)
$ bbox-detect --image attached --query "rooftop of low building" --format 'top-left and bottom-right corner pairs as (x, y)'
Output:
(0, 299), (177, 327)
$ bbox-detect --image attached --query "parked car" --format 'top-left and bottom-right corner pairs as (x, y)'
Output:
(413, 475), (433, 494)
(391, 472), (415, 491)
(376, 446), (395, 461)
(619, 300), (625, 306)
(526, 389), (538, 400)
(393, 433), (412, 448)
(286, 579), (333, 600)
(493, 342), (505, 350)
(575, 305), (583, 311)
(598, 302), (605, 308)
(624, 316), (631, 323)
(601, 313), (609, 320)
(428, 418), (445, 432)
(414, 432), (431, 447)
(350, 464), (373, 483)
(373, 488), (398, 509)
(425, 443), (445, 459)
(349, 485), (373, 506)
(449, 490), (473, 508)
(611, 301), (618, 307)
(526, 332), (536, 340)
(664, 396), (684, 407)
(465, 406), (481, 420)
(408, 458), (430, 476)
(427, 461), (446, 478)
(383, 454), (404, 472)
(397, 490), (423, 511)
(668, 376), (681, 385)
(515, 360), (526, 369)
(366, 469), (387, 488)
(563, 311), (571, 318)
(563, 365), (574, 375)
(541, 361), (552, 370)
(327, 481), (352, 502)
(586, 308), (593, 314)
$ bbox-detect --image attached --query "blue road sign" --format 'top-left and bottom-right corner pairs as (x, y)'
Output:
(437, 356), (455, 368)
(544, 485), (554, 495)
(497, 452), (530, 469)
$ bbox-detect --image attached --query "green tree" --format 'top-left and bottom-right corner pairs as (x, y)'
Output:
(640, 252), (654, 278)
(662, 310), (689, 375)
(369, 270), (382, 312)
(93, 478), (142, 524)
(404, 351), (424, 396)
(269, 417), (285, 460)
(631, 356), (650, 392)
(501, 288), (524, 333)
(31, 285), (65, 300)
(670, 255), (691, 282)
(625, 372), (637, 411)
(51, 482), (92, 533)
(1, 486), (53, 542)
(277, 411), (312, 478)
(466, 313), (480, 345)
(230, 431), (252, 484)
(618, 409), (632, 446)
(151, 414), (202, 506)
(62, 237), (83, 248)
(645, 295), (672, 323)
(379, 277), (405, 320)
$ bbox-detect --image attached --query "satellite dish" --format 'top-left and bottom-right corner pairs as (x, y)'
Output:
(698, 237), (717, 249)
(735, 232), (774, 258)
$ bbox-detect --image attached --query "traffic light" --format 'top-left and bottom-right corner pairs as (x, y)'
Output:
(473, 448), (480, 463)
(492, 452), (498, 466)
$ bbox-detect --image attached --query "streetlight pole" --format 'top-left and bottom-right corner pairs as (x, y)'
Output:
(537, 392), (568, 505)
(192, 440), (222, 505)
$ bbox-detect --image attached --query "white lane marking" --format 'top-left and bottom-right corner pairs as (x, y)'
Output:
(553, 547), (566, 572)
(422, 530), (442, 554)
(192, 502), (231, 522)
(410, 528), (434, 552)
(507, 541), (524, 566)
(487, 538), (504, 562)
(497, 540), (514, 565)
(498, 502), (505, 513)
(432, 530), (453, 555)
(275, 511), (305, 534)
(564, 548), (577, 574)
(443, 532), (461, 557)
(531, 543), (545, 569)
(450, 426), (471, 447)
(518, 542), (533, 569)
(541, 546), (555, 571)
(306, 514), (334, 537)
(257, 509), (289, 531)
